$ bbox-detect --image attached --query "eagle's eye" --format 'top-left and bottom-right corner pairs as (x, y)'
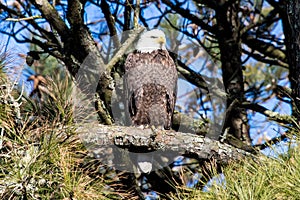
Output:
(150, 36), (157, 38)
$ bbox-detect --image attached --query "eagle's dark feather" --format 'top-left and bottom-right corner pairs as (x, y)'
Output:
(124, 49), (177, 129)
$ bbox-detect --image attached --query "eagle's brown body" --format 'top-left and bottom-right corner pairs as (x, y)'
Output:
(124, 49), (177, 129)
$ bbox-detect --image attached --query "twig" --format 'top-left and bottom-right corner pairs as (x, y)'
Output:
(6, 15), (42, 22)
(161, 0), (215, 33)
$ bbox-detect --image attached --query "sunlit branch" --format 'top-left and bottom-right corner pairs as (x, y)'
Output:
(133, 0), (140, 28)
(6, 15), (42, 21)
(77, 123), (255, 165)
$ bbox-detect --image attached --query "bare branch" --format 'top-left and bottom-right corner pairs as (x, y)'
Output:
(242, 49), (289, 68)
(67, 0), (84, 26)
(253, 131), (289, 150)
(6, 15), (42, 21)
(0, 3), (60, 45)
(175, 56), (227, 100)
(123, 0), (133, 31)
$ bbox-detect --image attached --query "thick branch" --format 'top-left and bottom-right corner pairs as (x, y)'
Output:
(123, 0), (133, 31)
(30, 0), (69, 40)
(67, 0), (84, 27)
(100, 0), (120, 48)
(77, 124), (255, 167)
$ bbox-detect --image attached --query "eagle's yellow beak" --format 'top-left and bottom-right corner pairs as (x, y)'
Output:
(157, 36), (166, 45)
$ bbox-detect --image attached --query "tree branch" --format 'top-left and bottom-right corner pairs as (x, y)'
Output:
(0, 2), (60, 46)
(67, 0), (84, 27)
(242, 101), (296, 124)
(100, 0), (121, 48)
(30, 0), (70, 40)
(242, 33), (287, 65)
(253, 131), (289, 150)
(77, 124), (255, 167)
(242, 49), (289, 68)
(161, 0), (215, 34)
(6, 15), (42, 21)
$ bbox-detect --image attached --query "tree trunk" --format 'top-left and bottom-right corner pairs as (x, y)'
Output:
(215, 1), (251, 145)
(282, 0), (300, 122)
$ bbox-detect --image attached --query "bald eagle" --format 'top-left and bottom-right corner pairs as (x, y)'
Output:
(124, 29), (177, 130)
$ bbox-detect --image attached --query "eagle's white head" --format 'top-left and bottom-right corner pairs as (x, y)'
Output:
(136, 29), (167, 53)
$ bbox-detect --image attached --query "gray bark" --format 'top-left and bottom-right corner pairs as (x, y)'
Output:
(77, 123), (255, 172)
